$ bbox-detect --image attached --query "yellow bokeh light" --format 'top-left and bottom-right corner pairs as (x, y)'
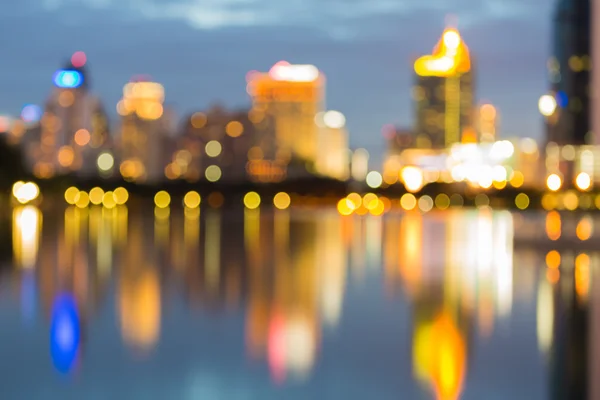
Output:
(89, 187), (104, 205)
(226, 121), (244, 137)
(205, 165), (222, 182)
(244, 192), (261, 209)
(563, 191), (579, 211)
(113, 187), (129, 205)
(184, 191), (201, 208)
(102, 191), (117, 209)
(369, 199), (385, 216)
(346, 193), (362, 209)
(65, 186), (79, 205)
(510, 171), (525, 188)
(337, 198), (354, 216)
(434, 193), (450, 209)
(154, 206), (170, 219)
(75, 191), (90, 208)
(363, 193), (379, 210)
(546, 174), (562, 191)
(154, 191), (171, 208)
(273, 192), (291, 210)
(546, 211), (561, 241)
(541, 193), (558, 210)
(575, 172), (591, 191)
(515, 193), (529, 210)
(205, 140), (222, 158)
(400, 193), (417, 210)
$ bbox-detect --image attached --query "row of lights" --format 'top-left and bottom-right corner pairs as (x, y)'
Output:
(336, 192), (538, 216)
(546, 172), (592, 191)
(152, 191), (292, 210)
(64, 186), (129, 209)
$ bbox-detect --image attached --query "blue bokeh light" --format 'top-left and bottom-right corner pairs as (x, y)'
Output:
(20, 104), (42, 123)
(555, 91), (568, 108)
(50, 294), (80, 374)
(53, 70), (83, 89)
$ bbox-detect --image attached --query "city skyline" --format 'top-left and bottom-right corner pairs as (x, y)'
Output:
(2, 0), (551, 162)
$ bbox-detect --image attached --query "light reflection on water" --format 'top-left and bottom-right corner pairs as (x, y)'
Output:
(2, 204), (599, 399)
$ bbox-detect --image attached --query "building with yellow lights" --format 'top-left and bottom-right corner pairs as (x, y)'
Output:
(246, 61), (325, 169)
(413, 27), (474, 149)
(314, 110), (350, 180)
(27, 57), (110, 179)
(117, 78), (174, 184)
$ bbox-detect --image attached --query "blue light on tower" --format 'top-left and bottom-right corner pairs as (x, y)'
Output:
(50, 294), (80, 374)
(556, 91), (568, 108)
(53, 70), (83, 89)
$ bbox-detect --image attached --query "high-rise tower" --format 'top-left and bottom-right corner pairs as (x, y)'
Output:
(246, 62), (325, 169)
(547, 0), (591, 145)
(413, 27), (474, 149)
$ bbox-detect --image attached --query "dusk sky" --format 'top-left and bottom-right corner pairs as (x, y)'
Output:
(2, 0), (552, 161)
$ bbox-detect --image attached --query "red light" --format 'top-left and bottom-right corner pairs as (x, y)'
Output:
(71, 51), (86, 67)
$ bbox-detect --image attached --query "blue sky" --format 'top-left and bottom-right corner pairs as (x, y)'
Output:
(1, 0), (552, 160)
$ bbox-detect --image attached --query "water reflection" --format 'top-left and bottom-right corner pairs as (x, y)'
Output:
(2, 204), (600, 398)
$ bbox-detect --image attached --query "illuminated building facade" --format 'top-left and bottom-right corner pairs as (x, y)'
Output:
(315, 110), (350, 180)
(117, 78), (174, 184)
(547, 0), (591, 145)
(413, 27), (474, 149)
(246, 61), (325, 170)
(28, 54), (110, 178)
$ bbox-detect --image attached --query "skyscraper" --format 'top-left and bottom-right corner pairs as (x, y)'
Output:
(547, 0), (591, 145)
(592, 0), (600, 145)
(246, 62), (325, 169)
(117, 78), (174, 184)
(413, 27), (474, 149)
(30, 53), (110, 178)
(315, 110), (350, 180)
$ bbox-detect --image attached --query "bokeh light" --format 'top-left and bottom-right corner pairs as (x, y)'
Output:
(184, 191), (201, 208)
(273, 192), (291, 210)
(366, 171), (382, 189)
(546, 174), (562, 192)
(64, 187), (79, 205)
(244, 192), (261, 209)
(400, 193), (417, 210)
(21, 104), (42, 123)
(89, 187), (104, 205)
(515, 193), (530, 210)
(205, 141), (222, 157)
(205, 165), (222, 182)
(71, 51), (87, 67)
(154, 191), (171, 208)
(102, 191), (117, 209)
(113, 187), (129, 205)
(97, 152), (114, 172)
(575, 172), (591, 191)
(539, 95), (557, 116)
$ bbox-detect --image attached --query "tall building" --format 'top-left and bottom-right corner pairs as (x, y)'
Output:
(413, 27), (474, 149)
(547, 0), (591, 145)
(28, 53), (110, 178)
(117, 78), (174, 184)
(315, 110), (350, 180)
(246, 61), (325, 170)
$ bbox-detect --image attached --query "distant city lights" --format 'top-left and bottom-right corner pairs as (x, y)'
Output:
(323, 111), (346, 129)
(53, 70), (83, 89)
